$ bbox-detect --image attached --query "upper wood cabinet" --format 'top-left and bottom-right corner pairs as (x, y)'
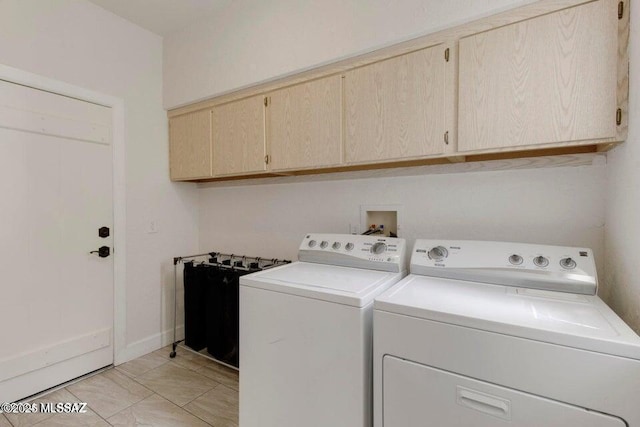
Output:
(268, 75), (343, 171)
(344, 45), (449, 164)
(169, 110), (212, 180)
(458, 0), (619, 153)
(168, 0), (628, 182)
(212, 95), (267, 176)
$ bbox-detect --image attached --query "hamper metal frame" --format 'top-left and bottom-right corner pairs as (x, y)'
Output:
(171, 251), (291, 370)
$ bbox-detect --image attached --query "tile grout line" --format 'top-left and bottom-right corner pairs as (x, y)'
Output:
(182, 405), (217, 427)
(149, 352), (232, 425)
(114, 368), (158, 396)
(3, 413), (16, 427)
(102, 392), (164, 426)
(179, 378), (221, 409)
(114, 359), (170, 380)
(183, 382), (240, 424)
(98, 370), (167, 422)
(64, 382), (137, 426)
(64, 383), (120, 426)
(180, 386), (221, 427)
(127, 359), (222, 407)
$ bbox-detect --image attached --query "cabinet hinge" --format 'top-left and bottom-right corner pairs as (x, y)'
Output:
(264, 97), (269, 107)
(618, 1), (624, 19)
(616, 108), (622, 126)
(444, 131), (449, 145)
(444, 48), (450, 62)
(265, 154), (270, 164)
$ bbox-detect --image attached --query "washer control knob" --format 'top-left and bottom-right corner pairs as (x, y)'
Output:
(428, 246), (448, 261)
(534, 256), (549, 268)
(509, 254), (523, 265)
(560, 257), (577, 270)
(345, 243), (354, 251)
(320, 241), (328, 249)
(332, 242), (341, 250)
(371, 242), (387, 255)
(308, 240), (317, 248)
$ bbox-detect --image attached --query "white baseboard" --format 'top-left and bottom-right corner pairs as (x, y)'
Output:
(115, 325), (184, 365)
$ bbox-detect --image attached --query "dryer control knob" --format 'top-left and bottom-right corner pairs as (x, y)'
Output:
(308, 240), (317, 248)
(345, 243), (354, 251)
(509, 254), (523, 265)
(428, 246), (448, 261)
(371, 242), (387, 255)
(332, 242), (341, 250)
(560, 257), (577, 270)
(534, 256), (549, 267)
(320, 241), (328, 249)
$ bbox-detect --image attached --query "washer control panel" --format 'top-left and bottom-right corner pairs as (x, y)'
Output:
(298, 233), (407, 273)
(411, 239), (598, 295)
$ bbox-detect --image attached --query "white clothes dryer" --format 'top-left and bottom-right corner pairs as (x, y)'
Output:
(240, 233), (407, 427)
(374, 240), (640, 427)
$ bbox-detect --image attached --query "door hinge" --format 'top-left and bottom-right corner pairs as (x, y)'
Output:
(444, 131), (449, 145)
(265, 154), (270, 164)
(264, 97), (269, 107)
(616, 108), (622, 125)
(444, 48), (450, 62)
(618, 1), (624, 19)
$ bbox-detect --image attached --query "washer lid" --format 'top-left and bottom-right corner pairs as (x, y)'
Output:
(375, 275), (640, 359)
(240, 262), (404, 307)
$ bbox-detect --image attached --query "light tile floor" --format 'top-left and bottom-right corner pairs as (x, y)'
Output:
(4, 346), (239, 427)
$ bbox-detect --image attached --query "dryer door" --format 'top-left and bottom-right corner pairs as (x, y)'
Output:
(383, 356), (625, 427)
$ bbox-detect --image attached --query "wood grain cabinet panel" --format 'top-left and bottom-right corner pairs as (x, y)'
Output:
(212, 95), (266, 176)
(169, 110), (212, 180)
(344, 45), (448, 164)
(268, 75), (343, 171)
(458, 0), (618, 153)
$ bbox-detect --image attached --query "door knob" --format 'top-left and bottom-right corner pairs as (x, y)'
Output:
(90, 246), (110, 258)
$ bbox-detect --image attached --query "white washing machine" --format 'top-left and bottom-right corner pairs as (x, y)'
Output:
(374, 240), (640, 427)
(240, 233), (407, 427)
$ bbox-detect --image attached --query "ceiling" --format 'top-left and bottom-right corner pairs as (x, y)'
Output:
(87, 0), (231, 36)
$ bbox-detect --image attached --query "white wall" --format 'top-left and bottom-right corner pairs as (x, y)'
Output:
(199, 162), (606, 274)
(604, 2), (640, 332)
(0, 0), (200, 360)
(163, 0), (535, 109)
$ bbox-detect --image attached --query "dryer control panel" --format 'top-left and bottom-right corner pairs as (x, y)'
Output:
(299, 233), (407, 273)
(411, 240), (597, 295)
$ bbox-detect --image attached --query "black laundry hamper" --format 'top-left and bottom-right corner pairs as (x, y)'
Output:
(182, 262), (208, 351)
(183, 263), (254, 368)
(205, 269), (237, 367)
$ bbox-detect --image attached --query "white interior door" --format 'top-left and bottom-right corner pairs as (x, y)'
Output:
(0, 80), (114, 402)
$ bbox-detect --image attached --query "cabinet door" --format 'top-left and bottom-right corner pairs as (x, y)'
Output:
(212, 95), (266, 176)
(268, 75), (343, 171)
(169, 110), (212, 180)
(344, 45), (448, 164)
(458, 0), (618, 152)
